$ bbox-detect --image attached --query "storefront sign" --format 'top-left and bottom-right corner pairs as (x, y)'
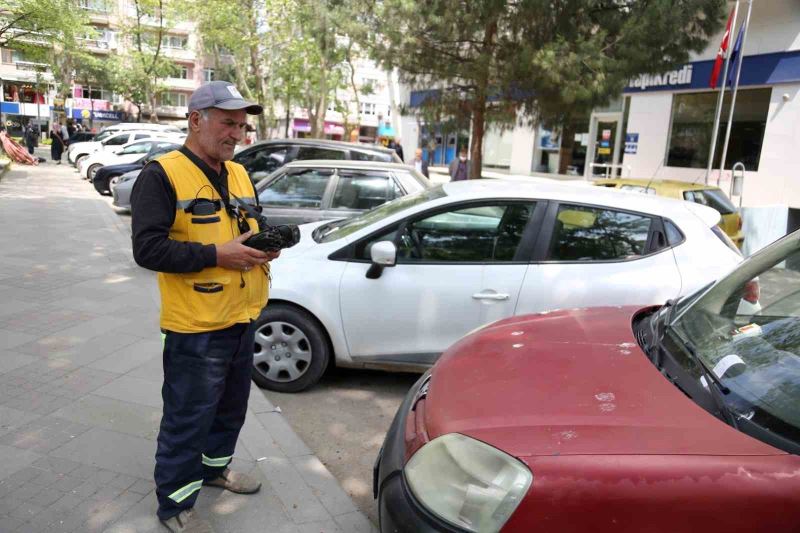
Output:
(624, 133), (639, 154)
(70, 98), (111, 111)
(71, 109), (124, 121)
(628, 65), (694, 91)
(624, 50), (800, 93)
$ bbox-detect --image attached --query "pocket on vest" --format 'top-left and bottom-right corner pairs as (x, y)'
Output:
(188, 214), (227, 244)
(182, 276), (236, 328)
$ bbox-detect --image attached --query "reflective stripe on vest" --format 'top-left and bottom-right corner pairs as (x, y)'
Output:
(155, 151), (268, 333)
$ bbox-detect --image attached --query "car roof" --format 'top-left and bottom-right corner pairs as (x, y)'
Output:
(596, 178), (721, 192)
(279, 159), (416, 172)
(440, 179), (720, 224)
(242, 138), (397, 156)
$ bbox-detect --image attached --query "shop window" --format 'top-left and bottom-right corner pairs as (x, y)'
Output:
(666, 88), (770, 171)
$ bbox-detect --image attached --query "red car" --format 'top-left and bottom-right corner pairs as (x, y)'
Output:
(375, 230), (800, 532)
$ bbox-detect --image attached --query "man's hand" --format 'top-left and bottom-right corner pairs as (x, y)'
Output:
(216, 231), (271, 271)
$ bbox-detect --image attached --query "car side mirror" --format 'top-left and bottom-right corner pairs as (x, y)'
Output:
(366, 241), (397, 279)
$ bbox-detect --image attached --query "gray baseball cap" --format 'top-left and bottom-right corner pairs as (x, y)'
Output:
(187, 81), (263, 115)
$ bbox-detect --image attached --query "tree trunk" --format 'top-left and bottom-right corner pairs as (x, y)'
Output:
(310, 70), (327, 139)
(558, 121), (577, 175)
(247, 3), (267, 139)
(346, 41), (360, 142)
(148, 87), (159, 123)
(469, 18), (497, 180)
(470, 92), (486, 180)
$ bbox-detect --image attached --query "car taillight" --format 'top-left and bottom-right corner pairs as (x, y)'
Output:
(743, 279), (760, 304)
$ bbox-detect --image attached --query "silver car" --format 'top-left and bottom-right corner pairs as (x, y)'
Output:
(112, 160), (431, 221)
(254, 160), (431, 225)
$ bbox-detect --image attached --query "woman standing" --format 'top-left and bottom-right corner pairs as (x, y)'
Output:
(50, 121), (66, 164)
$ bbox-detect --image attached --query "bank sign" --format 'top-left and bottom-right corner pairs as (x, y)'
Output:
(624, 50), (800, 93)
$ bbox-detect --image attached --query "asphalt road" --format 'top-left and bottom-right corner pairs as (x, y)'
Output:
(262, 367), (420, 526)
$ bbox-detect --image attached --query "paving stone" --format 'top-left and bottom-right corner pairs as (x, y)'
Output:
(36, 486), (66, 506)
(290, 455), (358, 518)
(107, 474), (138, 491)
(31, 456), (81, 475)
(49, 428), (154, 479)
(255, 412), (313, 458)
(70, 464), (97, 480)
(126, 478), (155, 495)
(52, 492), (84, 512)
(256, 457), (331, 524)
(31, 469), (61, 487)
(70, 480), (102, 500)
(88, 339), (162, 375)
(0, 516), (25, 532)
(0, 350), (37, 376)
(91, 375), (163, 409)
(52, 395), (162, 440)
(53, 474), (84, 492)
(16, 480), (45, 500)
(8, 499), (45, 521)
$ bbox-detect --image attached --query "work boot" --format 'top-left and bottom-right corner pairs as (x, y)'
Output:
(160, 509), (215, 533)
(205, 468), (261, 494)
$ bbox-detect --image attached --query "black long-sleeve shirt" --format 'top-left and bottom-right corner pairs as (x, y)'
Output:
(130, 146), (227, 273)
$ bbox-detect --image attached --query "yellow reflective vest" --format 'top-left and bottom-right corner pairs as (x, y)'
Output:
(156, 150), (268, 333)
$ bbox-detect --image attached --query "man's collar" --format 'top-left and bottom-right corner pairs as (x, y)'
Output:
(179, 145), (228, 181)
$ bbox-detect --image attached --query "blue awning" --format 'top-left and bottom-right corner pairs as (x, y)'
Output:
(378, 124), (395, 137)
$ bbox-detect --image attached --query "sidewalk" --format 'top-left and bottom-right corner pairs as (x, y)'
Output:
(0, 156), (375, 533)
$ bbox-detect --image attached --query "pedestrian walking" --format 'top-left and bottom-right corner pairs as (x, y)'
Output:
(50, 122), (66, 164)
(411, 148), (429, 178)
(131, 81), (276, 533)
(24, 123), (38, 155)
(448, 147), (470, 181)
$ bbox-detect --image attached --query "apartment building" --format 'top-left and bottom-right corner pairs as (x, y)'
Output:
(0, 0), (208, 134)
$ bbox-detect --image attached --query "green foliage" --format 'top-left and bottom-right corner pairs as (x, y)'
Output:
(364, 0), (726, 175)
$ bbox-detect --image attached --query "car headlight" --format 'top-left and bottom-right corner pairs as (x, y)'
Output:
(404, 433), (532, 533)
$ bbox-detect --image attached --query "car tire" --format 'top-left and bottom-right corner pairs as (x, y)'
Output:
(75, 154), (88, 168)
(88, 164), (102, 182)
(251, 303), (330, 393)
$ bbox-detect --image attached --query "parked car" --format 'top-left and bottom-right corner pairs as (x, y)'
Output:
(594, 178), (744, 248)
(93, 141), (183, 195)
(65, 131), (95, 146)
(68, 130), (173, 167)
(375, 228), (800, 533)
(97, 122), (182, 135)
(253, 179), (743, 392)
(233, 138), (402, 183)
(253, 160), (430, 225)
(80, 137), (184, 181)
(110, 169), (140, 209)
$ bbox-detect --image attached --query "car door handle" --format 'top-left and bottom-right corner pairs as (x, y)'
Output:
(472, 292), (509, 301)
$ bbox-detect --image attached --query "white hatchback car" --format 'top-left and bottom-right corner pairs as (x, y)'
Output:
(254, 179), (743, 392)
(79, 136), (185, 180)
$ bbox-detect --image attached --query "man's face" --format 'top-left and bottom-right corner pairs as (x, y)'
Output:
(191, 107), (247, 162)
(415, 149), (422, 161)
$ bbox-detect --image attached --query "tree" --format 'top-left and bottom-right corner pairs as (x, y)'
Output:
(108, 0), (178, 123)
(365, 0), (726, 178)
(0, 0), (84, 50)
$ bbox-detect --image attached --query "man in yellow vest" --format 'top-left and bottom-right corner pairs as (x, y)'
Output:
(130, 81), (278, 533)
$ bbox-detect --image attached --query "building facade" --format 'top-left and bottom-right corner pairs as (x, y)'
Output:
(1, 0), (207, 135)
(401, 0), (800, 252)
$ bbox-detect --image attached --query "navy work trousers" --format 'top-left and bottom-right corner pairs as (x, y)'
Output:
(154, 321), (255, 520)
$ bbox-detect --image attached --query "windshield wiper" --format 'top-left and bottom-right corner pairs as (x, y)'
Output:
(650, 299), (677, 368)
(680, 338), (740, 430)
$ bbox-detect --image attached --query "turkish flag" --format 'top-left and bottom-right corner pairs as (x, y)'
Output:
(709, 8), (736, 88)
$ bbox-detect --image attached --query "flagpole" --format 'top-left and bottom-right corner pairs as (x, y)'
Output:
(704, 1), (739, 185)
(718, 0), (753, 187)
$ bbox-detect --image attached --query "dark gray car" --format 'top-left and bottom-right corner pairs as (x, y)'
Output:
(255, 160), (430, 225)
(234, 138), (402, 183)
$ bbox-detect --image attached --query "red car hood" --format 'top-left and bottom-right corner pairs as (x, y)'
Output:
(426, 307), (783, 458)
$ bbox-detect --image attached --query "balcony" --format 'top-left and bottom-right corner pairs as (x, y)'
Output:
(78, 38), (113, 53)
(162, 77), (198, 91)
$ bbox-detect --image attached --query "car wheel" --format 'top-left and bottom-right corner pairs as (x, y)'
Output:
(108, 175), (122, 190)
(251, 304), (330, 393)
(75, 154), (88, 168)
(88, 164), (102, 181)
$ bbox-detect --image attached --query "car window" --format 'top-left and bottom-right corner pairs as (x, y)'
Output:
(350, 150), (393, 162)
(258, 169), (330, 208)
(236, 145), (289, 180)
(119, 141), (153, 155)
(548, 204), (653, 261)
(331, 173), (392, 210)
(104, 135), (130, 146)
(360, 202), (535, 263)
(133, 133), (151, 140)
(699, 189), (736, 215)
(295, 147), (346, 160)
